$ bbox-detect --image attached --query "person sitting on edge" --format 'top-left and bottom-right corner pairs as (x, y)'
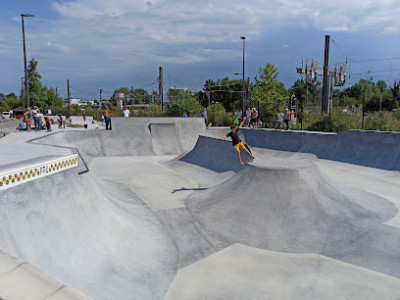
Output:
(221, 119), (255, 166)
(183, 112), (188, 118)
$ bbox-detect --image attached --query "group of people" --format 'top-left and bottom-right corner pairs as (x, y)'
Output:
(22, 106), (52, 132)
(235, 107), (292, 130)
(234, 107), (261, 128)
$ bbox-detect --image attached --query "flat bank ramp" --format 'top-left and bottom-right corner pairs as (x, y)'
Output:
(242, 129), (400, 170)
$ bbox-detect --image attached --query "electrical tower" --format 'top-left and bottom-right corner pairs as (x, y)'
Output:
(296, 35), (346, 114)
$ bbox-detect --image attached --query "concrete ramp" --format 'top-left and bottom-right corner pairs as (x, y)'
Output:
(38, 118), (206, 161)
(184, 160), (400, 277)
(0, 170), (178, 300)
(178, 136), (253, 173)
(150, 123), (182, 155)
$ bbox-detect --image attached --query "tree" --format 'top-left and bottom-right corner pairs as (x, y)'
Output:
(26, 59), (47, 108)
(390, 81), (400, 109)
(166, 89), (202, 117)
(249, 63), (288, 123)
(0, 93), (22, 113)
(132, 88), (151, 104)
(200, 77), (244, 110)
(20, 59), (63, 111)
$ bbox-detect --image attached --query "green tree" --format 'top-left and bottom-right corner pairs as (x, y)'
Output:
(249, 63), (288, 123)
(166, 89), (202, 117)
(26, 59), (47, 108)
(0, 93), (22, 113)
(46, 87), (64, 111)
(132, 88), (151, 104)
(200, 78), (244, 110)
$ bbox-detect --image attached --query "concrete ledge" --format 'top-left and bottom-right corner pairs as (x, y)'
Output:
(0, 154), (78, 190)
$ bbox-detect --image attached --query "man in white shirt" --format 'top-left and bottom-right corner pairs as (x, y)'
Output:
(122, 106), (130, 118)
(276, 110), (284, 129)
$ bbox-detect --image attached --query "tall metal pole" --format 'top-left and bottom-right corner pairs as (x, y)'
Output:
(21, 14), (34, 108)
(67, 79), (70, 117)
(240, 37), (246, 112)
(159, 66), (164, 111)
(322, 35), (330, 114)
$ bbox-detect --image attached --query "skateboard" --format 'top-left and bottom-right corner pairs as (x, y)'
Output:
(241, 158), (254, 167)
(244, 143), (252, 154)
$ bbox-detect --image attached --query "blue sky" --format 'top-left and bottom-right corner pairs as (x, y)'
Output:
(1, 0), (400, 100)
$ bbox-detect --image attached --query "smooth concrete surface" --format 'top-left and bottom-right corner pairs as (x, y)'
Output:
(316, 159), (400, 228)
(242, 128), (400, 171)
(90, 156), (198, 210)
(0, 248), (90, 300)
(1, 118), (400, 299)
(166, 243), (400, 300)
(0, 120), (19, 137)
(0, 170), (177, 300)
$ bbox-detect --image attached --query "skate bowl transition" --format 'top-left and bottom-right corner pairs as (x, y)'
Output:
(0, 117), (400, 299)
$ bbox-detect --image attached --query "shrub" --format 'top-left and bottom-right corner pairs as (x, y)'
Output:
(207, 103), (234, 126)
(364, 111), (400, 131)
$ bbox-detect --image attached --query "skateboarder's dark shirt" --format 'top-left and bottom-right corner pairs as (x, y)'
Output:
(227, 128), (241, 146)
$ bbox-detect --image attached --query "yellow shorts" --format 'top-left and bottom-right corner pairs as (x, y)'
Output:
(233, 142), (246, 153)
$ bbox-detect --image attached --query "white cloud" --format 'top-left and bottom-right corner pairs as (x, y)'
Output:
(2, 0), (400, 94)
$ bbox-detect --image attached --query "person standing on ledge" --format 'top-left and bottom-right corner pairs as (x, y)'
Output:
(201, 107), (208, 125)
(284, 108), (291, 130)
(103, 106), (112, 130)
(221, 119), (255, 166)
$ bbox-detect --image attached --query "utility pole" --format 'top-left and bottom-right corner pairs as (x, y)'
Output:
(56, 87), (58, 98)
(158, 66), (164, 111)
(67, 79), (70, 117)
(99, 88), (102, 103)
(321, 35), (330, 114)
(240, 36), (246, 112)
(21, 14), (34, 108)
(20, 77), (24, 107)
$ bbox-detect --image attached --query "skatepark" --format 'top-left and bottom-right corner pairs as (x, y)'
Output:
(0, 117), (400, 299)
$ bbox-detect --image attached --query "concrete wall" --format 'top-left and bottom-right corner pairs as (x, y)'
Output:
(241, 129), (400, 171)
(37, 117), (206, 161)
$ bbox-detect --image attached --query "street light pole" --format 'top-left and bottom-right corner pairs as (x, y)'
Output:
(21, 14), (34, 109)
(240, 36), (246, 112)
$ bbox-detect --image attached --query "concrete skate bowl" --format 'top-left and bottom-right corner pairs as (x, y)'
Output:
(184, 160), (400, 275)
(0, 171), (178, 299)
(36, 117), (206, 162)
(2, 120), (400, 299)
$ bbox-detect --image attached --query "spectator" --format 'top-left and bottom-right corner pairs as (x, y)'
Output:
(24, 108), (33, 132)
(276, 110), (284, 129)
(245, 107), (251, 127)
(183, 112), (188, 118)
(103, 106), (112, 130)
(284, 108), (291, 130)
(201, 107), (208, 125)
(123, 106), (130, 118)
(251, 107), (258, 128)
(32, 106), (41, 131)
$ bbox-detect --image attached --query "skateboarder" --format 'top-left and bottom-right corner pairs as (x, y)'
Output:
(221, 119), (255, 166)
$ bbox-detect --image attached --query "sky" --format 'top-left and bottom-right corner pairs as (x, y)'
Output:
(1, 0), (400, 100)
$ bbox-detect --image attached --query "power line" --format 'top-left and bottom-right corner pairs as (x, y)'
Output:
(331, 38), (348, 62)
